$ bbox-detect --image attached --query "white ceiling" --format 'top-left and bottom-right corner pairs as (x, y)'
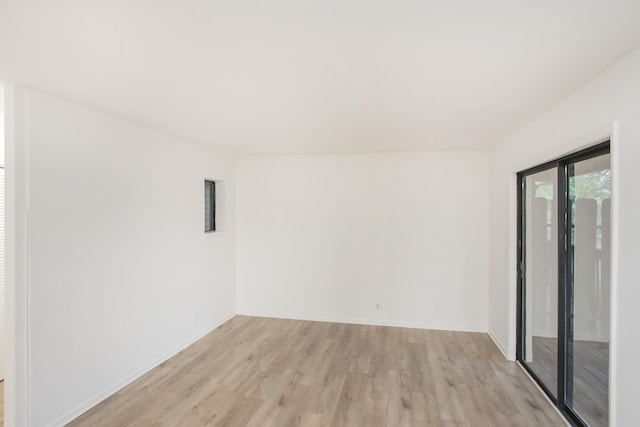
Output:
(1, 1), (640, 155)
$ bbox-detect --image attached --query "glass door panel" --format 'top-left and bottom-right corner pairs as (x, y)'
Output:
(517, 142), (611, 427)
(567, 153), (611, 427)
(523, 167), (558, 397)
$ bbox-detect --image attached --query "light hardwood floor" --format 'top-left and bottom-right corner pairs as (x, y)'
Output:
(68, 316), (566, 426)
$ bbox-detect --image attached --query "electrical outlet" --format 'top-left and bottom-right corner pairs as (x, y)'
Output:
(193, 313), (199, 325)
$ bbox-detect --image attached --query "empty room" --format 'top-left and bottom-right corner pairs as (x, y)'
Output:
(1, 1), (639, 426)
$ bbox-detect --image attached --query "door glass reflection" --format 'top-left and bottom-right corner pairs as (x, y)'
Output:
(568, 154), (610, 427)
(524, 167), (558, 397)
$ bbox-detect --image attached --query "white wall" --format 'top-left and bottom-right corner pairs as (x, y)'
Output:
(489, 45), (640, 426)
(7, 87), (236, 427)
(0, 84), (6, 382)
(237, 152), (490, 332)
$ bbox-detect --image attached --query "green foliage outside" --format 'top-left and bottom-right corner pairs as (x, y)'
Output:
(533, 169), (611, 201)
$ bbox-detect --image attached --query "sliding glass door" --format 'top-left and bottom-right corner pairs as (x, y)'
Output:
(517, 142), (611, 427)
(521, 166), (559, 398)
(567, 153), (611, 426)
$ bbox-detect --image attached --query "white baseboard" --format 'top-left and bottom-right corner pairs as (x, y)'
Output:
(237, 311), (487, 333)
(488, 329), (512, 360)
(45, 312), (236, 427)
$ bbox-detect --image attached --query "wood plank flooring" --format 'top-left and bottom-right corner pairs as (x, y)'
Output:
(68, 316), (566, 426)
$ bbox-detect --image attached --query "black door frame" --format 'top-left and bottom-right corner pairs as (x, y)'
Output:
(516, 141), (611, 427)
